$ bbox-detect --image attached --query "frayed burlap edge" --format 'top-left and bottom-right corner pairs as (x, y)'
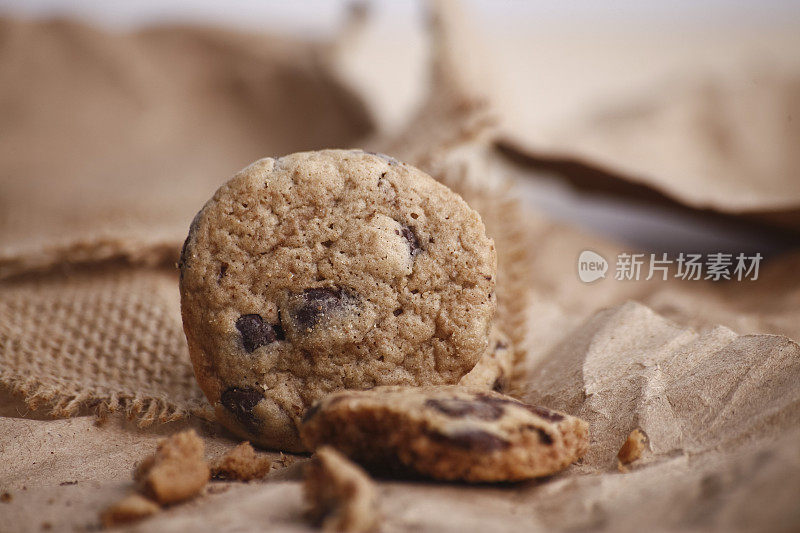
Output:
(1, 372), (210, 426)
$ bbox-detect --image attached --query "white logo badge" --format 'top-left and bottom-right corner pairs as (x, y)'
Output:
(578, 250), (608, 283)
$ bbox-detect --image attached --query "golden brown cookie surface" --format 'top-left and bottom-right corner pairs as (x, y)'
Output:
(301, 385), (589, 482)
(180, 150), (496, 451)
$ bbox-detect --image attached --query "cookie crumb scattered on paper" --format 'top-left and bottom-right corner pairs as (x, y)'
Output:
(304, 446), (380, 533)
(101, 493), (160, 527)
(617, 429), (647, 471)
(134, 429), (210, 504)
(1, 491), (12, 503)
(211, 442), (272, 481)
(277, 453), (298, 468)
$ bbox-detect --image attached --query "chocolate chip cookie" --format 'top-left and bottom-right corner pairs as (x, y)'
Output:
(300, 385), (589, 482)
(180, 150), (497, 451)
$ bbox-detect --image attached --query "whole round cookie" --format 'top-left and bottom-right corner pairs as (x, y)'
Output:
(301, 385), (589, 482)
(179, 150), (497, 451)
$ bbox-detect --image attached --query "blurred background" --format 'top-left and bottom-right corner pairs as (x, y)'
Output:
(2, 0), (799, 261)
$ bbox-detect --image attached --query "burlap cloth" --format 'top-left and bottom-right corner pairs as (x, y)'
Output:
(2, 2), (799, 532)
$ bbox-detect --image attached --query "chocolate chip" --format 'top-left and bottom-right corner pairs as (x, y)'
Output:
(235, 314), (280, 352)
(218, 262), (228, 282)
(425, 429), (511, 452)
(273, 314), (286, 341)
(425, 398), (505, 421)
(474, 393), (565, 423)
(526, 405), (564, 423)
(393, 308), (404, 316)
(289, 287), (350, 331)
(527, 426), (554, 445)
(395, 225), (421, 256)
(220, 387), (263, 430)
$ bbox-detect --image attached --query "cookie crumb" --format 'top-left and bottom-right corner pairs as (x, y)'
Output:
(100, 494), (160, 527)
(277, 453), (298, 468)
(304, 447), (380, 532)
(134, 429), (210, 504)
(210, 442), (272, 481)
(617, 429), (647, 471)
(1, 491), (12, 503)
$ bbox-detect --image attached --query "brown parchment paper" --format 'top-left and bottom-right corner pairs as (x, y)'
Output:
(1, 2), (799, 532)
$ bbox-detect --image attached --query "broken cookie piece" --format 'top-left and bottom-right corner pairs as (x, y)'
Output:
(302, 385), (589, 482)
(211, 442), (272, 481)
(100, 494), (160, 527)
(304, 446), (380, 533)
(134, 429), (210, 504)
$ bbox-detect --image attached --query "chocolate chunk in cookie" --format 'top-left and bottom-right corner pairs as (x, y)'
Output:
(424, 397), (505, 421)
(236, 314), (282, 352)
(526, 405), (565, 423)
(287, 288), (353, 332)
(425, 428), (511, 452)
(220, 387), (263, 430)
(396, 225), (421, 256)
